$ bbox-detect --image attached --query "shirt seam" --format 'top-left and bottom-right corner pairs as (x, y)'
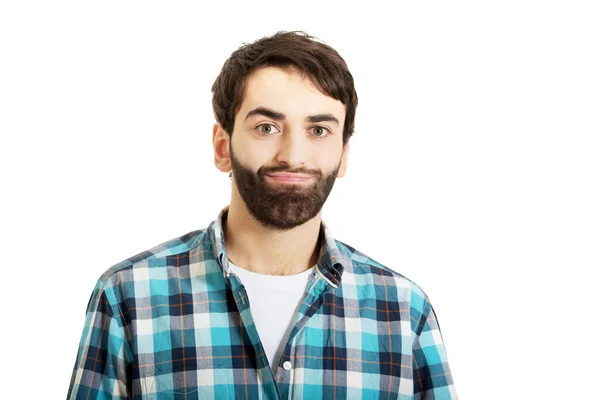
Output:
(99, 279), (135, 365)
(98, 238), (212, 284)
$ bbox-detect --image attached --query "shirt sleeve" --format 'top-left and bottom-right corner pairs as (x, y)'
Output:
(412, 295), (458, 399)
(67, 279), (131, 399)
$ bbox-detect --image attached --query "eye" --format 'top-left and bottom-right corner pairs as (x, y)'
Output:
(310, 126), (331, 138)
(256, 123), (280, 135)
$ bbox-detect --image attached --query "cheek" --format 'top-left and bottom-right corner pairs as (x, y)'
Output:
(320, 145), (344, 170)
(248, 143), (273, 164)
(234, 139), (273, 169)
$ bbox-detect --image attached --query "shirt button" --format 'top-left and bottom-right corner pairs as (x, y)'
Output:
(283, 361), (292, 370)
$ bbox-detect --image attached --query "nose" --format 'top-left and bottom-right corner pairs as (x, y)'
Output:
(274, 128), (310, 168)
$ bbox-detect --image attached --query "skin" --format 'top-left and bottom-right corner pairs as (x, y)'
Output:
(212, 66), (350, 276)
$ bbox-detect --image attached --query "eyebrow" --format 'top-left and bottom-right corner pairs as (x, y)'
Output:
(245, 106), (340, 126)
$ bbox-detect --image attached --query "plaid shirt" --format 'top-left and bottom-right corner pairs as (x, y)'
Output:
(68, 206), (457, 399)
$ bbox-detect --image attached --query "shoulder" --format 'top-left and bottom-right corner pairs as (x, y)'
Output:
(96, 228), (211, 288)
(335, 239), (430, 306)
(335, 239), (436, 335)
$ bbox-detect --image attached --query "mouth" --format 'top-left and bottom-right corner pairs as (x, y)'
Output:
(266, 174), (314, 183)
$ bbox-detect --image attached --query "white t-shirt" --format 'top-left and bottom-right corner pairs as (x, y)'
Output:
(227, 260), (316, 377)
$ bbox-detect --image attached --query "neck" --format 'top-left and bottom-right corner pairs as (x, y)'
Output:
(223, 195), (321, 276)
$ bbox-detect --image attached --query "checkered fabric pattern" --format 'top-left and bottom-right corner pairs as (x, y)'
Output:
(68, 206), (457, 399)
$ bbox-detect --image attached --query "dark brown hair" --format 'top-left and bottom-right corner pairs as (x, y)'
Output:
(211, 31), (358, 146)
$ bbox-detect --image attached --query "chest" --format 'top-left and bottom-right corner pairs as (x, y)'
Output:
(128, 290), (414, 399)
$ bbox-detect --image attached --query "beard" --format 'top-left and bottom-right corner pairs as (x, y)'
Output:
(229, 144), (341, 231)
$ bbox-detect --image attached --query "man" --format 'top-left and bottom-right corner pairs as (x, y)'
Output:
(68, 31), (456, 399)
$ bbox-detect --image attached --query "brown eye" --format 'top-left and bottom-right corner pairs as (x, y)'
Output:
(257, 124), (279, 135)
(311, 126), (330, 138)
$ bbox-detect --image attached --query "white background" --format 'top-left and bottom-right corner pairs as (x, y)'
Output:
(1, 1), (599, 398)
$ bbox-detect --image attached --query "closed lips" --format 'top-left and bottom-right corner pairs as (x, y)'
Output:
(267, 173), (312, 179)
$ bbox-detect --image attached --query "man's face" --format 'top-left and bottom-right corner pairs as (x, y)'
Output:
(228, 66), (349, 231)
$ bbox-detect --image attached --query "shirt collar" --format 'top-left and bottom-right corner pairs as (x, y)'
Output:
(208, 205), (350, 287)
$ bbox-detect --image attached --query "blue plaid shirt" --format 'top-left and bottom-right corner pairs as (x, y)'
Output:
(68, 206), (457, 399)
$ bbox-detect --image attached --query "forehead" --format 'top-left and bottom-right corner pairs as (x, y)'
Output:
(238, 66), (345, 120)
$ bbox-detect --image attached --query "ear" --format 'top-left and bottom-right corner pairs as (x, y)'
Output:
(336, 142), (350, 178)
(213, 123), (232, 173)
